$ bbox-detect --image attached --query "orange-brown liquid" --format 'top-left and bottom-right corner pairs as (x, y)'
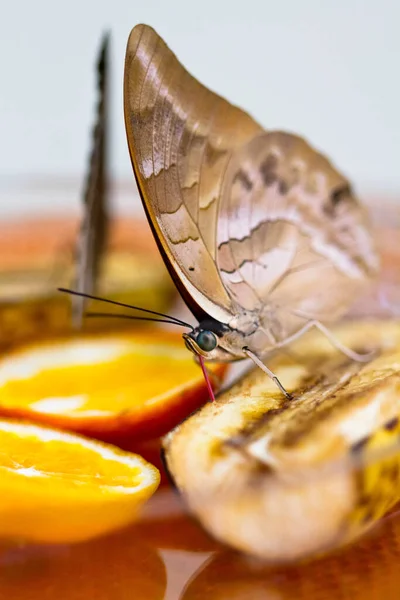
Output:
(0, 483), (400, 600)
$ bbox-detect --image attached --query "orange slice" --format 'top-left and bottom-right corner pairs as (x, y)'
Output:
(0, 330), (227, 442)
(0, 419), (159, 543)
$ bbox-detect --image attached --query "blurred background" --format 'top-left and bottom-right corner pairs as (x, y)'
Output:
(0, 0), (399, 218)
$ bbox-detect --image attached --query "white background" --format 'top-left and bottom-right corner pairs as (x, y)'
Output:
(0, 0), (399, 216)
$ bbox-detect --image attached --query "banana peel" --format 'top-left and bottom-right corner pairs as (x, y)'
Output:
(164, 320), (400, 562)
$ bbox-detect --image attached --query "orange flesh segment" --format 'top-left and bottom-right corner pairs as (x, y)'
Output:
(1, 423), (143, 493)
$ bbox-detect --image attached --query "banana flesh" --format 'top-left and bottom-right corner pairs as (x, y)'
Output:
(164, 320), (400, 562)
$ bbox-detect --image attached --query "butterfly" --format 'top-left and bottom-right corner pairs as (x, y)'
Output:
(120, 24), (379, 398)
(62, 25), (378, 400)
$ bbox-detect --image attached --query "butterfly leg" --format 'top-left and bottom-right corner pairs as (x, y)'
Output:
(280, 318), (374, 362)
(242, 347), (292, 399)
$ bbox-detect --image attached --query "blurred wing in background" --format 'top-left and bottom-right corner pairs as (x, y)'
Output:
(73, 33), (110, 327)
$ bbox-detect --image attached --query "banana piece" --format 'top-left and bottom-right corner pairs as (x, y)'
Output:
(164, 320), (400, 562)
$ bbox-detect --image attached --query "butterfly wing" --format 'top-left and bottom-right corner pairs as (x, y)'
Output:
(73, 33), (110, 327)
(124, 24), (378, 350)
(217, 131), (379, 341)
(124, 24), (262, 324)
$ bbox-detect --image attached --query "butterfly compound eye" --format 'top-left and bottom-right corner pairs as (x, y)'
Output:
(196, 330), (217, 352)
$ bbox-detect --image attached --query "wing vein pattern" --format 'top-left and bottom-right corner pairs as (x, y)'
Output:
(124, 24), (378, 347)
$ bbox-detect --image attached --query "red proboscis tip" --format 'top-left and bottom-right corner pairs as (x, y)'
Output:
(198, 355), (216, 402)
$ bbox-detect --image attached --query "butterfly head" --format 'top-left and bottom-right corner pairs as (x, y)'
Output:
(183, 319), (236, 362)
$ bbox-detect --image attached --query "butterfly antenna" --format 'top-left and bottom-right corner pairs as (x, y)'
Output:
(58, 287), (193, 328)
(85, 312), (191, 328)
(198, 355), (216, 402)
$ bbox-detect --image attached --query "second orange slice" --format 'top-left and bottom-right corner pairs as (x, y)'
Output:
(0, 419), (159, 543)
(0, 330), (226, 442)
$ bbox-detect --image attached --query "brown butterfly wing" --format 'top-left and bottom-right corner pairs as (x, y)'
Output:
(124, 24), (378, 344)
(124, 24), (262, 324)
(217, 131), (379, 341)
(73, 33), (109, 327)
